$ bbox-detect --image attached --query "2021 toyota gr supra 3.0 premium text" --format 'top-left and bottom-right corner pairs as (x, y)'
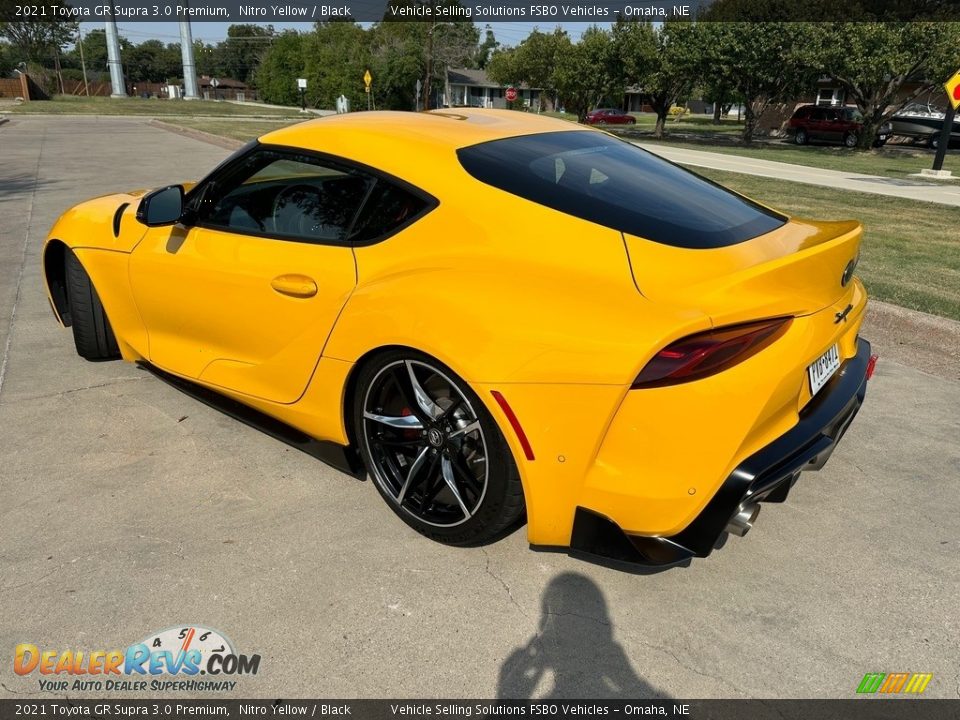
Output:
(42, 110), (876, 565)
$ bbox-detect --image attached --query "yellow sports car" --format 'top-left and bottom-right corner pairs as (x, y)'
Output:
(42, 110), (876, 565)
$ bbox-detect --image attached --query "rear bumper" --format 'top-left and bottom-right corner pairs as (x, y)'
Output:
(570, 338), (871, 566)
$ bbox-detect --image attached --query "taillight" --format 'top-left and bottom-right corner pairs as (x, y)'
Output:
(866, 354), (878, 380)
(632, 318), (792, 389)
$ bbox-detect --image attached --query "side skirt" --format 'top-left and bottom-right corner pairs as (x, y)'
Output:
(137, 361), (365, 479)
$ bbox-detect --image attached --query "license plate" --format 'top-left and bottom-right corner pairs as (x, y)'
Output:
(808, 344), (841, 397)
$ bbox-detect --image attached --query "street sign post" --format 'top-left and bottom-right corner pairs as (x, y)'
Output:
(364, 70), (373, 110)
(932, 68), (960, 172)
(946, 69), (960, 111)
(297, 78), (307, 111)
(210, 77), (219, 101)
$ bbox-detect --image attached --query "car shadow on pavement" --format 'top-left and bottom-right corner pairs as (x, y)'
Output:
(496, 572), (668, 699)
(0, 172), (60, 200)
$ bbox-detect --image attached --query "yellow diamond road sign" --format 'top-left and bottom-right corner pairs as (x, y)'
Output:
(363, 70), (372, 91)
(946, 69), (960, 111)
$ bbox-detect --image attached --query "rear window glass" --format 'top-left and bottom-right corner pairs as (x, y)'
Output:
(457, 131), (785, 248)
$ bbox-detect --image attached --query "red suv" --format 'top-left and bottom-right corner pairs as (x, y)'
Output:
(788, 105), (890, 147)
(584, 108), (637, 126)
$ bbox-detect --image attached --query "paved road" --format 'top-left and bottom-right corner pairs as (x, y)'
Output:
(638, 142), (960, 207)
(1, 116), (958, 700)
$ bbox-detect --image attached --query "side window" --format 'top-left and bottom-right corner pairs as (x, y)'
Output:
(810, 108), (825, 121)
(349, 181), (430, 244)
(196, 149), (372, 244)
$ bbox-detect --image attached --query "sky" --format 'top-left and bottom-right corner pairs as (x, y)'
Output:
(110, 21), (604, 46)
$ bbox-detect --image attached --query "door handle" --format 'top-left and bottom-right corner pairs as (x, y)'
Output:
(271, 274), (318, 298)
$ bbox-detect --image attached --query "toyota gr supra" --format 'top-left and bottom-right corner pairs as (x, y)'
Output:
(42, 110), (876, 565)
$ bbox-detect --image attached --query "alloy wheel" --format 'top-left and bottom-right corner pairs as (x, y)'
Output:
(362, 360), (488, 527)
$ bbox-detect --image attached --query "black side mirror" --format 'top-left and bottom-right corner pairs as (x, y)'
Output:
(136, 185), (184, 227)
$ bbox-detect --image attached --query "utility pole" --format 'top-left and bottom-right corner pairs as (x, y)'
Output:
(77, 25), (90, 96)
(104, 13), (126, 97)
(179, 4), (200, 100)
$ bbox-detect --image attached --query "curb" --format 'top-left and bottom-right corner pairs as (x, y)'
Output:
(148, 119), (246, 150)
(862, 300), (960, 382)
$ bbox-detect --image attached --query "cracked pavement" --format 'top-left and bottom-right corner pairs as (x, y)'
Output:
(1, 116), (958, 699)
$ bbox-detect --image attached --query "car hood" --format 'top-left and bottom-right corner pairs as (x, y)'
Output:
(47, 183), (196, 253)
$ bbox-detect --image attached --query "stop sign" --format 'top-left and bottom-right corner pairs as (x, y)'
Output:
(505, 86), (518, 102)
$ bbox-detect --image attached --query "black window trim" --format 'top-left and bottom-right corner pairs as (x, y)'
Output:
(183, 141), (439, 248)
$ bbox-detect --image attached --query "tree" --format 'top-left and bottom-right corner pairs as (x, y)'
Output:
(303, 22), (370, 110)
(1, 5), (77, 93)
(192, 40), (218, 77)
(615, 20), (699, 138)
(474, 25), (497, 69)
(125, 39), (180, 83)
(64, 28), (118, 77)
(553, 27), (619, 122)
(253, 30), (305, 105)
(698, 23), (818, 143)
(0, 10), (76, 65)
(0, 40), (16, 77)
(213, 24), (275, 83)
(809, 22), (960, 149)
(487, 28), (570, 111)
(369, 22), (426, 110)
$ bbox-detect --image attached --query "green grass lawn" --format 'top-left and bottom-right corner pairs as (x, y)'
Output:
(644, 138), (958, 179)
(693, 168), (960, 321)
(628, 113), (744, 135)
(5, 95), (303, 117)
(159, 117), (304, 142)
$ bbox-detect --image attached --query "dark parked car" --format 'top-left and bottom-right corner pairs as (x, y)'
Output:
(787, 105), (891, 148)
(584, 108), (637, 126)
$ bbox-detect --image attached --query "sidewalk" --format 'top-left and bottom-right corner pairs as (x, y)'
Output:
(637, 142), (960, 207)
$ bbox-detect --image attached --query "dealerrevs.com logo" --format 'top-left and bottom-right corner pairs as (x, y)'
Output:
(14, 625), (260, 692)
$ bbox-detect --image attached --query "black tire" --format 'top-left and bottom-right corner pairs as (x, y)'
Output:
(794, 128), (808, 145)
(353, 349), (525, 546)
(64, 249), (120, 361)
(844, 132), (859, 148)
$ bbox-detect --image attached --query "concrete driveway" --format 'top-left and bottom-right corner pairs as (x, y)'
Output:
(1, 116), (958, 700)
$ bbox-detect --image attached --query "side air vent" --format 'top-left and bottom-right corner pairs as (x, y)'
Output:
(113, 202), (130, 238)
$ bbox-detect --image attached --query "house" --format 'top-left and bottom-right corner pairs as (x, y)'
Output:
(756, 76), (938, 135)
(442, 68), (540, 110)
(197, 75), (253, 102)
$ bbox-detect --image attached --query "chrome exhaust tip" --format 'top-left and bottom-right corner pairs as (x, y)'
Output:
(725, 504), (761, 537)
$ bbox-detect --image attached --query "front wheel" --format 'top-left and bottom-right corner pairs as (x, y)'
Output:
(64, 249), (120, 361)
(844, 132), (859, 148)
(354, 351), (524, 546)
